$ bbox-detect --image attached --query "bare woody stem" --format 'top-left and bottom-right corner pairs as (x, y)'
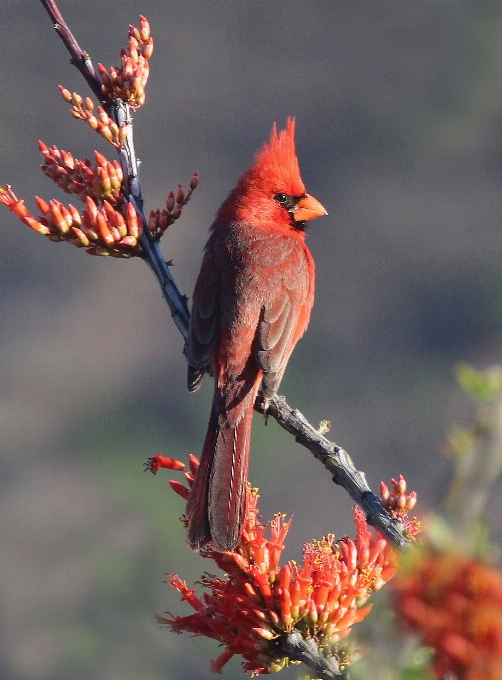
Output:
(40, 0), (103, 101)
(256, 396), (409, 547)
(278, 631), (348, 679)
(113, 102), (191, 336)
(38, 0), (410, 549)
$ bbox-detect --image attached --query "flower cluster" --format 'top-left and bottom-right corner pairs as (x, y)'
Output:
(58, 17), (153, 145)
(147, 173), (199, 239)
(1, 15), (199, 258)
(146, 453), (418, 675)
(58, 88), (127, 148)
(1, 172), (197, 257)
(380, 475), (420, 537)
(394, 550), (502, 680)
(0, 186), (140, 256)
(0, 164), (198, 258)
(97, 15), (153, 108)
(39, 143), (123, 204)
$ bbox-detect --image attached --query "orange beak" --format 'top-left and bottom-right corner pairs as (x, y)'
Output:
(292, 193), (327, 222)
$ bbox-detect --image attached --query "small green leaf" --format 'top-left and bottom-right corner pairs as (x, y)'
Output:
(318, 420), (331, 436)
(455, 363), (502, 404)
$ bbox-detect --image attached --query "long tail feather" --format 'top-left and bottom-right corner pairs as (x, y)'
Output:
(186, 380), (259, 552)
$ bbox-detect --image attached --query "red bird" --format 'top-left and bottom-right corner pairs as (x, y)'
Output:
(186, 118), (326, 551)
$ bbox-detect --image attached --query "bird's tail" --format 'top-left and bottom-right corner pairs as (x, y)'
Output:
(186, 378), (260, 552)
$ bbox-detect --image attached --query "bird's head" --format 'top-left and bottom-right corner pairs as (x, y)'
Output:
(218, 118), (326, 233)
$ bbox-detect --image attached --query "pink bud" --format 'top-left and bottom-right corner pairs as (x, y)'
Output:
(98, 108), (110, 125)
(68, 204), (82, 225)
(139, 15), (150, 41)
(98, 68), (111, 90)
(87, 115), (98, 130)
(71, 226), (90, 247)
(102, 199), (117, 222)
(123, 57), (134, 79)
(108, 203), (127, 238)
(129, 25), (141, 42)
(125, 201), (139, 239)
(394, 476), (407, 494)
(159, 211), (170, 230)
(135, 92), (146, 108)
(94, 150), (108, 168)
(380, 481), (390, 502)
(169, 480), (189, 500)
(142, 38), (154, 60)
(85, 196), (98, 220)
(252, 627), (275, 641)
(35, 196), (50, 215)
(58, 86), (73, 103)
(49, 200), (68, 233)
(148, 211), (158, 232)
(108, 224), (122, 241)
(166, 191), (175, 212)
(128, 37), (139, 63)
(95, 211), (115, 245)
(61, 150), (74, 169)
(407, 494), (417, 512)
(119, 235), (138, 248)
(176, 184), (185, 204)
(189, 171), (199, 190)
(99, 126), (113, 143)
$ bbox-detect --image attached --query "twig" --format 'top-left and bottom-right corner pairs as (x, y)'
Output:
(113, 102), (191, 336)
(40, 0), (103, 101)
(38, 0), (409, 548)
(278, 630), (349, 679)
(257, 396), (410, 547)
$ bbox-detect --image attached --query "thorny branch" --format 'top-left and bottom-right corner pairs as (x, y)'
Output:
(38, 0), (410, 548)
(40, 0), (102, 101)
(279, 631), (347, 679)
(256, 396), (409, 547)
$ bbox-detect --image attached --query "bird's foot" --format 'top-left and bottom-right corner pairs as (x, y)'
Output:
(261, 395), (271, 425)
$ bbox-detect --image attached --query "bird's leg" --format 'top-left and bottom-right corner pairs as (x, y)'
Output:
(258, 391), (271, 425)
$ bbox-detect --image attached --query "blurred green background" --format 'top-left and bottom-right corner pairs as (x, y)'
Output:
(2, 1), (502, 678)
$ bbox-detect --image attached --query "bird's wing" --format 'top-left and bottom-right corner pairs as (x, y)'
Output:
(187, 247), (220, 391)
(257, 247), (311, 398)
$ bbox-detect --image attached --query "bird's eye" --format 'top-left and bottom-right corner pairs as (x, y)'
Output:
(274, 193), (288, 204)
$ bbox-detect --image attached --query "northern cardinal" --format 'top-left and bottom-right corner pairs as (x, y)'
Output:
(186, 118), (326, 551)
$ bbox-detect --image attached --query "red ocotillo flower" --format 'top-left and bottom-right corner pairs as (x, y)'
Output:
(146, 453), (419, 675)
(394, 550), (502, 680)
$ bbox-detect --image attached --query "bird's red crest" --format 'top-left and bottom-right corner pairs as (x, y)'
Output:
(246, 117), (306, 197)
(214, 118), (308, 227)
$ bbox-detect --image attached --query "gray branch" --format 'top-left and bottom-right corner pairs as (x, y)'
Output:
(257, 395), (410, 547)
(279, 630), (349, 679)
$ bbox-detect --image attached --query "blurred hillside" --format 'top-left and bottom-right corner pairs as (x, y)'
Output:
(2, 1), (502, 679)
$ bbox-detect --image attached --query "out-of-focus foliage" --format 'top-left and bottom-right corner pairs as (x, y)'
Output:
(456, 363), (502, 404)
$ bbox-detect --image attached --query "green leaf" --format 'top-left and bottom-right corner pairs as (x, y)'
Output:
(455, 363), (502, 404)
